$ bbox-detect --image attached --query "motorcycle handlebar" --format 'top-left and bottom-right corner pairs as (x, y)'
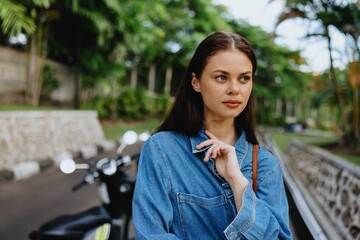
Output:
(116, 153), (140, 167)
(72, 171), (97, 191)
(71, 154), (140, 191)
(72, 180), (87, 192)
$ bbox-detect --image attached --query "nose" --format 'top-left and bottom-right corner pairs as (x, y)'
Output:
(226, 79), (240, 95)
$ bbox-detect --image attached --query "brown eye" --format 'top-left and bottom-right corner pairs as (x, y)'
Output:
(239, 75), (252, 83)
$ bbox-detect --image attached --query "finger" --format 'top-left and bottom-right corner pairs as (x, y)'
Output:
(205, 129), (218, 140)
(196, 139), (215, 149)
(212, 145), (223, 158)
(203, 144), (217, 162)
(203, 147), (211, 162)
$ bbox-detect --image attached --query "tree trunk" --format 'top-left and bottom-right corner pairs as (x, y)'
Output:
(164, 65), (172, 95)
(325, 27), (349, 133)
(25, 34), (43, 106)
(110, 76), (117, 121)
(74, 72), (81, 109)
(148, 63), (156, 94)
(25, 19), (48, 106)
(130, 64), (138, 89)
(349, 61), (360, 143)
(33, 22), (49, 106)
(286, 100), (292, 117)
(275, 98), (282, 118)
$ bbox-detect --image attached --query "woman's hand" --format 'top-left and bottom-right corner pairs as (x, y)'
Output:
(196, 129), (242, 182)
(197, 129), (249, 211)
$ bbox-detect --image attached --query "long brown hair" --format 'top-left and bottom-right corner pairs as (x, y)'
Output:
(156, 31), (258, 144)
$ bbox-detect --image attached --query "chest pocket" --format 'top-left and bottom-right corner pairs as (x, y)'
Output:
(176, 192), (231, 240)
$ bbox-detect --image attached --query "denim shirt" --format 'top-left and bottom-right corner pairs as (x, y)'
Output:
(132, 129), (292, 240)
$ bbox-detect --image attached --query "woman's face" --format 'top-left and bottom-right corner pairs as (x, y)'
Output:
(191, 49), (253, 122)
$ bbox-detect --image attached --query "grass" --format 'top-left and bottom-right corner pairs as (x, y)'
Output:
(0, 105), (69, 111)
(270, 130), (360, 165)
(270, 131), (339, 151)
(101, 118), (161, 140)
(332, 151), (360, 165)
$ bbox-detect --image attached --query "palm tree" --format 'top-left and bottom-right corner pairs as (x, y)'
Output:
(272, 0), (353, 137)
(0, 0), (35, 37)
(334, 2), (360, 143)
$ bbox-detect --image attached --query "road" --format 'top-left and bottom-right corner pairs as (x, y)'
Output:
(0, 143), (140, 240)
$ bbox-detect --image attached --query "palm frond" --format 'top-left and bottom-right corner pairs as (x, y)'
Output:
(276, 8), (307, 26)
(76, 8), (114, 46)
(0, 0), (35, 36)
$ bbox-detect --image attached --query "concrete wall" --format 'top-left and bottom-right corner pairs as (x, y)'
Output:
(0, 46), (27, 103)
(286, 140), (360, 240)
(0, 111), (114, 182)
(0, 46), (76, 104)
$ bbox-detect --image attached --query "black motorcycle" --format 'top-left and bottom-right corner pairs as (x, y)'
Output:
(29, 130), (149, 240)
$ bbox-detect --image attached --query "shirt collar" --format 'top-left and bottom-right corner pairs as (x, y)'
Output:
(189, 128), (209, 154)
(189, 128), (249, 157)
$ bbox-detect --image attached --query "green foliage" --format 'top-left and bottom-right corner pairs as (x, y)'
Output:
(153, 94), (172, 118)
(0, 0), (35, 36)
(258, 107), (286, 126)
(1, 0), (333, 128)
(42, 64), (60, 92)
(81, 88), (173, 120)
(117, 87), (149, 120)
(0, 0), (54, 37)
(81, 95), (113, 119)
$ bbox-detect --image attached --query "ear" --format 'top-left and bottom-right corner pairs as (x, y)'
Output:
(191, 73), (201, 92)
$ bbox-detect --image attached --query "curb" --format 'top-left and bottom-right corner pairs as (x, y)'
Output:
(0, 140), (117, 184)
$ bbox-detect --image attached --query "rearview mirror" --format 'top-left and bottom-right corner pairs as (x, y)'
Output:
(123, 130), (138, 145)
(60, 158), (76, 174)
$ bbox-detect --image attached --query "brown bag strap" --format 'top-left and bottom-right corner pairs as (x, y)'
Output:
(252, 144), (258, 192)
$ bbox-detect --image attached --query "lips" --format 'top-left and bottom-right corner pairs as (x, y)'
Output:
(223, 100), (241, 108)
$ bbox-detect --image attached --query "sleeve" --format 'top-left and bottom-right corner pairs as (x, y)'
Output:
(132, 137), (181, 240)
(224, 147), (292, 240)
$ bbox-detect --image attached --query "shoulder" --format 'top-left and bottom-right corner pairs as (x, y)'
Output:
(151, 130), (184, 139)
(257, 146), (281, 174)
(144, 131), (188, 149)
(150, 131), (187, 143)
(258, 146), (278, 162)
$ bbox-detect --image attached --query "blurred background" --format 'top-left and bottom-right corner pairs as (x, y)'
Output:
(0, 0), (359, 239)
(1, 0), (359, 146)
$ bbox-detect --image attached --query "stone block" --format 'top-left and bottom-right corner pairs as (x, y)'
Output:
(52, 151), (73, 166)
(80, 145), (98, 160)
(99, 140), (116, 152)
(9, 161), (40, 180)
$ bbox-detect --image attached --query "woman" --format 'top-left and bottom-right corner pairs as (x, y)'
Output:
(132, 31), (292, 239)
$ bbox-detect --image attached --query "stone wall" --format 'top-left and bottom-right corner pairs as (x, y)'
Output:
(0, 111), (111, 180)
(286, 140), (360, 240)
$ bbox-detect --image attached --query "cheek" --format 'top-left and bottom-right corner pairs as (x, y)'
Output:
(242, 84), (253, 98)
(201, 83), (222, 97)
(200, 89), (221, 108)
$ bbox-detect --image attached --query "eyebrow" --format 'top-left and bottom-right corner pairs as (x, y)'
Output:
(213, 70), (252, 75)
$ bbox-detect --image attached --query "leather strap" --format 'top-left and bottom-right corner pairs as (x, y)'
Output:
(252, 144), (258, 192)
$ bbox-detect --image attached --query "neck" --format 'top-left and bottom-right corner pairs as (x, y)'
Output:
(204, 119), (237, 145)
